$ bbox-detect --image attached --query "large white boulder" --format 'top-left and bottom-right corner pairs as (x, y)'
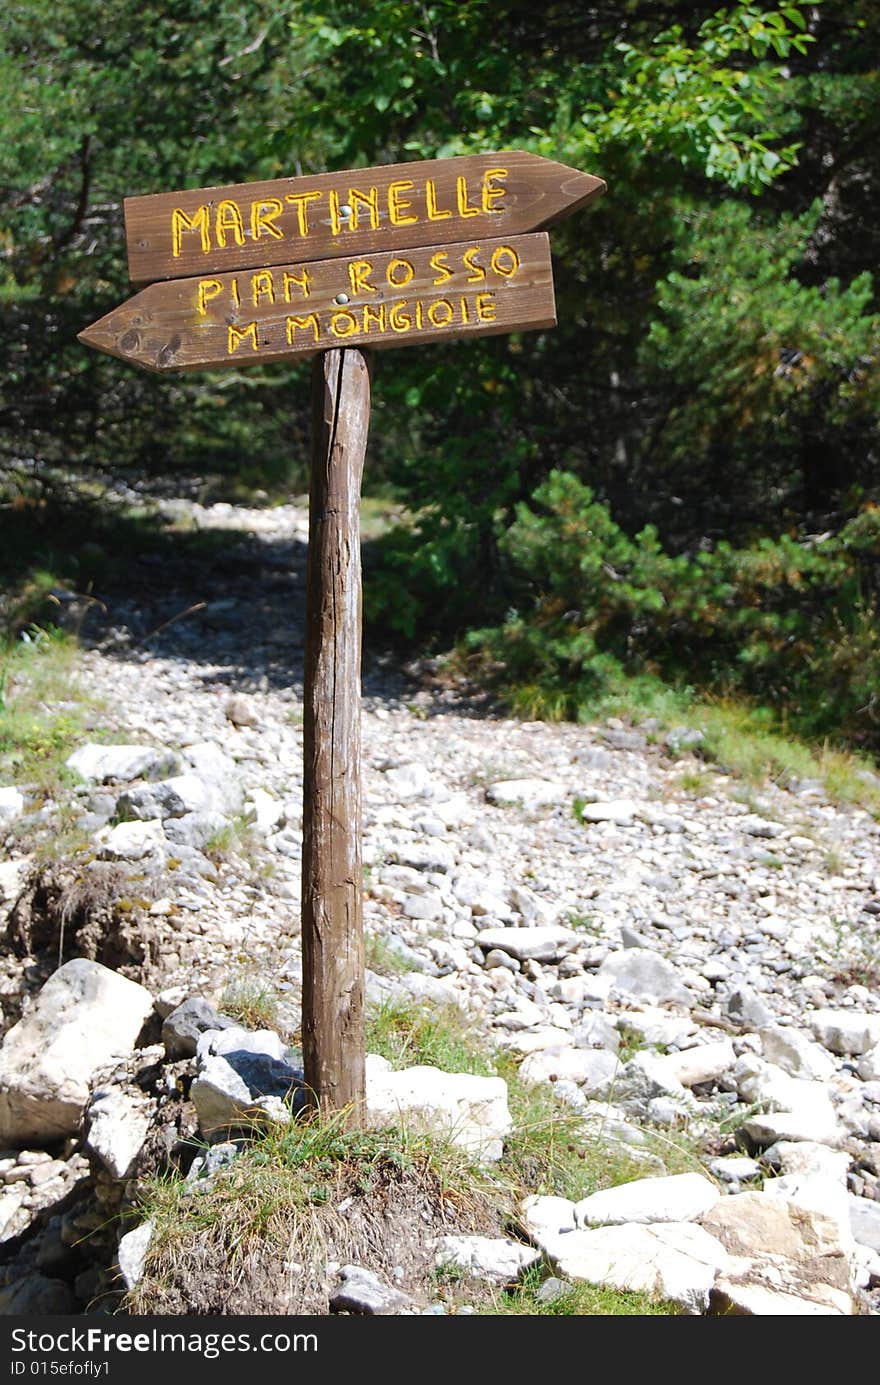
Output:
(574, 1172), (720, 1228)
(65, 744), (177, 784)
(759, 1026), (837, 1081)
(0, 960), (155, 1145)
(701, 1191), (856, 1314)
(364, 1055), (512, 1162)
(809, 1009), (880, 1057)
(550, 1221), (731, 1314)
(476, 926), (579, 963)
(597, 948), (691, 1006)
(648, 1040), (736, 1089)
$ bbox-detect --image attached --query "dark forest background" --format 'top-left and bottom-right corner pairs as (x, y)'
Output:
(2, 2), (878, 750)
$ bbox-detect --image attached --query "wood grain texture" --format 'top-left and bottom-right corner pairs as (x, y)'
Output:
(124, 151), (604, 283)
(78, 233), (556, 372)
(301, 347), (370, 1121)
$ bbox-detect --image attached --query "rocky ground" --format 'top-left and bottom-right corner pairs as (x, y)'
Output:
(1, 489), (879, 1316)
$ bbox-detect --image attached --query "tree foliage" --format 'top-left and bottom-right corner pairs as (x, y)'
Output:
(1, 1), (878, 744)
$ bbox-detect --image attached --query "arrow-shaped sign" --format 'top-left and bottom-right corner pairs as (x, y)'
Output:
(79, 232), (556, 372)
(124, 151), (604, 285)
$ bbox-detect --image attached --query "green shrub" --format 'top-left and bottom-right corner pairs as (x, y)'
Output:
(462, 470), (880, 751)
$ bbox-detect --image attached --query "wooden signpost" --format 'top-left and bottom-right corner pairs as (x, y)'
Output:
(78, 234), (557, 372)
(79, 151), (606, 1124)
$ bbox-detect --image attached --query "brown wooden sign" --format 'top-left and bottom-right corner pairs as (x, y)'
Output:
(79, 149), (607, 1123)
(124, 151), (604, 285)
(78, 232), (555, 372)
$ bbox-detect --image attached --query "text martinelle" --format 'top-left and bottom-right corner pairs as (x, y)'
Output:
(170, 169), (509, 259)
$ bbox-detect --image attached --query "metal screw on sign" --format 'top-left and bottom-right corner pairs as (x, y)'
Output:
(78, 151), (606, 1124)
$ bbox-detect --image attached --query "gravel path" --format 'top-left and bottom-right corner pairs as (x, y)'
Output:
(2, 492), (880, 1313)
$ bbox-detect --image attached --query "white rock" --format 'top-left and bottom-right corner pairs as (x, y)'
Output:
(0, 787), (25, 821)
(380, 762), (436, 801)
(476, 926), (579, 963)
(117, 1221), (154, 1291)
(519, 1194), (577, 1256)
(759, 1026), (837, 1081)
(701, 1190), (855, 1313)
(0, 960), (155, 1144)
(181, 742), (244, 813)
(84, 1089), (154, 1180)
(435, 1235), (540, 1283)
(740, 1110), (845, 1148)
(577, 799), (638, 824)
(615, 1008), (696, 1049)
(849, 1197), (880, 1253)
(164, 811), (229, 850)
(710, 1278), (848, 1315)
(762, 1174), (854, 1248)
(330, 1264), (412, 1315)
(763, 1141), (851, 1183)
(856, 1044), (880, 1081)
(809, 1009), (880, 1056)
(190, 1049), (298, 1136)
(550, 1221), (730, 1314)
(485, 779), (566, 810)
(0, 858), (29, 905)
(498, 1027), (574, 1056)
(0, 1188), (29, 1243)
(708, 1156), (762, 1186)
(519, 1047), (619, 1092)
(66, 744), (176, 784)
(597, 948), (691, 1005)
(731, 1056), (836, 1116)
(365, 1061), (511, 1162)
(574, 1173), (720, 1228)
(95, 819), (166, 862)
(648, 1040), (736, 1089)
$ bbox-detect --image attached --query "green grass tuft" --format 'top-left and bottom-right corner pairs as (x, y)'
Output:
(365, 998), (493, 1077)
(0, 626), (97, 795)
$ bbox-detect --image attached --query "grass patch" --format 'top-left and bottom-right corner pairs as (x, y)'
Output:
(0, 626), (96, 795)
(127, 1108), (501, 1315)
(202, 815), (272, 879)
(365, 998), (493, 1077)
(520, 671), (880, 819)
(220, 972), (280, 1031)
(675, 769), (714, 794)
(364, 933), (419, 977)
(478, 1264), (677, 1316)
(499, 1060), (651, 1203)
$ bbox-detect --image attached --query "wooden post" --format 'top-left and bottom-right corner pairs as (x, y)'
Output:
(301, 346), (371, 1122)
